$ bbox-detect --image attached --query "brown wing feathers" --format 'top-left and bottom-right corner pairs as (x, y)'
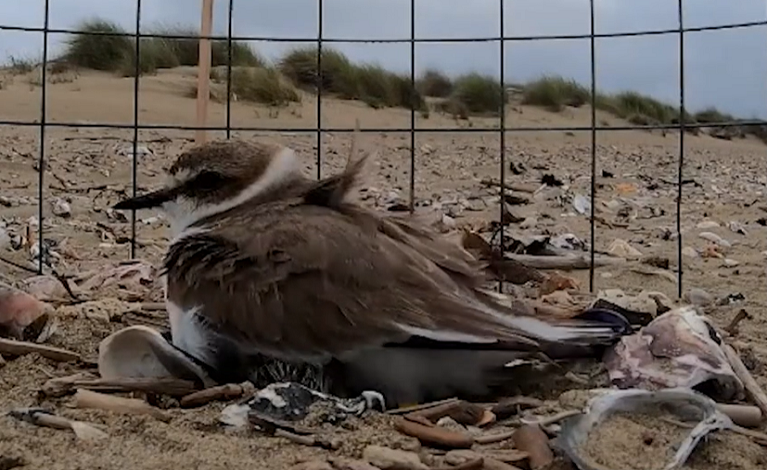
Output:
(163, 200), (544, 362)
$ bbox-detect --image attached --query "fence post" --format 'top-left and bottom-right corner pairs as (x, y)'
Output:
(196, 0), (214, 144)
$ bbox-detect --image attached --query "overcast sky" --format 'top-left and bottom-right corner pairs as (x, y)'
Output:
(2, 0), (766, 118)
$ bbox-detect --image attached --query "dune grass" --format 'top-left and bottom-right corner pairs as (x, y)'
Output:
(46, 16), (765, 131)
(521, 76), (591, 112)
(227, 67), (301, 106)
(448, 73), (507, 115)
(278, 47), (425, 111)
(195, 66), (301, 107)
(61, 18), (263, 77)
(418, 69), (453, 98)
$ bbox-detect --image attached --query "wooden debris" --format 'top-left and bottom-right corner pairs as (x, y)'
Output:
(393, 416), (474, 449)
(180, 382), (255, 408)
(9, 407), (108, 440)
(73, 389), (171, 423)
(387, 397), (459, 415)
(274, 429), (341, 450)
(0, 337), (80, 362)
(724, 309), (752, 335)
(406, 399), (492, 427)
(474, 430), (516, 445)
(716, 403), (762, 428)
(42, 375), (199, 398)
(511, 424), (554, 470)
(520, 410), (582, 428)
(483, 450), (529, 465)
(506, 254), (625, 270)
(723, 343), (767, 420)
(491, 396), (544, 419)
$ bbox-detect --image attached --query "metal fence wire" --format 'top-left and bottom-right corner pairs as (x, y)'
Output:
(1, 0), (766, 298)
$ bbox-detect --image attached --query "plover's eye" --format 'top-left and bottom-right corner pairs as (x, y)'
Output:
(193, 170), (227, 190)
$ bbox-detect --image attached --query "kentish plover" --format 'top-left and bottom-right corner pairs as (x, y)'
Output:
(114, 138), (625, 407)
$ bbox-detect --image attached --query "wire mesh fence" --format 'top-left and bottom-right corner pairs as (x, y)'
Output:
(1, 0), (766, 298)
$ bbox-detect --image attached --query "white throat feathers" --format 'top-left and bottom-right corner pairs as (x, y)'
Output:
(162, 146), (301, 240)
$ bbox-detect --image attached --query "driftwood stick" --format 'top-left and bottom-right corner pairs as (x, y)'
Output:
(475, 430), (516, 445)
(491, 396), (545, 420)
(274, 428), (317, 447)
(9, 408), (108, 440)
(386, 397), (459, 415)
(180, 382), (254, 408)
(407, 400), (492, 427)
(76, 378), (199, 397)
(0, 338), (80, 362)
(41, 374), (198, 398)
(520, 410), (582, 427)
(724, 309), (751, 335)
(394, 417), (474, 449)
(723, 343), (767, 420)
(716, 404), (762, 428)
(73, 389), (171, 423)
(506, 254), (626, 270)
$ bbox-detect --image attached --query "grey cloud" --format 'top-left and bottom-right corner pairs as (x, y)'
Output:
(1, 0), (765, 117)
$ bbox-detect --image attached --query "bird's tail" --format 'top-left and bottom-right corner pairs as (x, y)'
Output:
(474, 288), (632, 353)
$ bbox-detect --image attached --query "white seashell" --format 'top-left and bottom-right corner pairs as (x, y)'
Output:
(98, 325), (216, 388)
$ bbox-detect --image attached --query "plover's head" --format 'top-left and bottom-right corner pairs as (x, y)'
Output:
(113, 139), (302, 236)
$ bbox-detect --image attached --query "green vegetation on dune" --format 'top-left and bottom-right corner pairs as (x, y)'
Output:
(9, 15), (761, 137)
(62, 18), (264, 77)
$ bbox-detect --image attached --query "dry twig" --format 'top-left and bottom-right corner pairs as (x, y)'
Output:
(386, 397), (459, 415)
(180, 382), (254, 408)
(506, 253), (625, 270)
(723, 343), (767, 420)
(42, 376), (199, 398)
(0, 338), (80, 362)
(724, 309), (752, 335)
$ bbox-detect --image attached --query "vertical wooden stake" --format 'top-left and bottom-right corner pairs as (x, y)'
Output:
(195, 0), (214, 144)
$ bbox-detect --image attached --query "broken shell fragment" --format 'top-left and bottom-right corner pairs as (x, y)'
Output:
(558, 388), (732, 470)
(0, 281), (53, 340)
(98, 325), (215, 389)
(604, 306), (744, 401)
(220, 382), (385, 428)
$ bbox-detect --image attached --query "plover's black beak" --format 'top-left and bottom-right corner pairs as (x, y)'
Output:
(113, 187), (175, 210)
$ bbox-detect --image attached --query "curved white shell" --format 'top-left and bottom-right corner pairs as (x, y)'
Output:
(98, 325), (216, 388)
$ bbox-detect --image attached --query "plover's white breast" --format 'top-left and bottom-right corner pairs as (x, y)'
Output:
(166, 301), (212, 366)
